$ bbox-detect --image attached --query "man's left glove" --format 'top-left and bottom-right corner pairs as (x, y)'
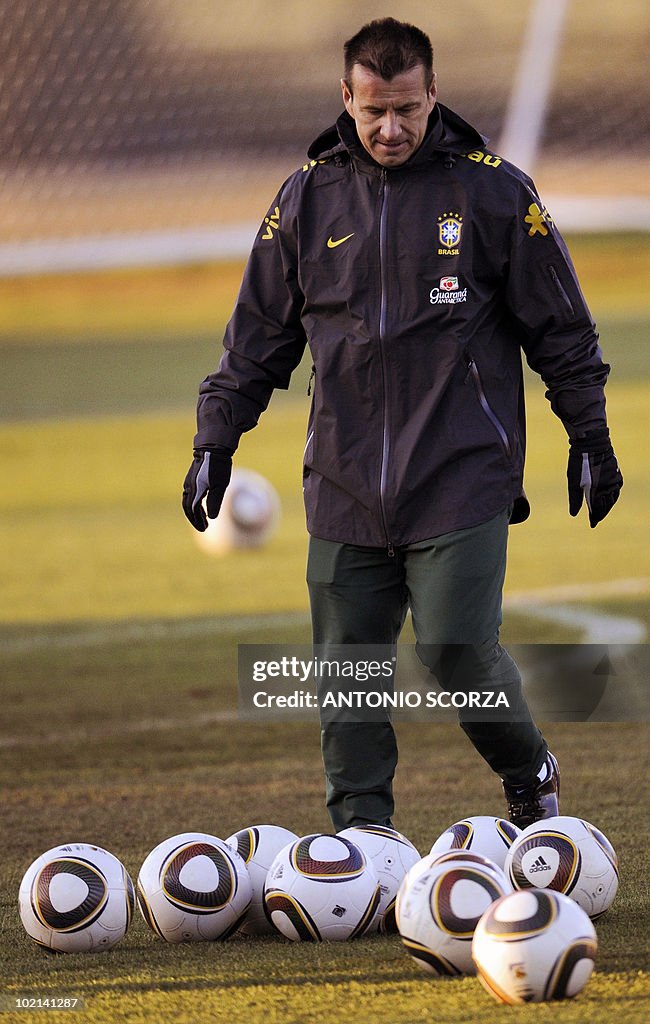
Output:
(567, 428), (623, 528)
(182, 447), (233, 532)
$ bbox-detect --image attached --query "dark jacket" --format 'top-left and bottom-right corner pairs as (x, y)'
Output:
(194, 104), (610, 547)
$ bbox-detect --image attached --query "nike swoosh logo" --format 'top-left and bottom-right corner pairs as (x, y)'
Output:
(327, 233), (355, 248)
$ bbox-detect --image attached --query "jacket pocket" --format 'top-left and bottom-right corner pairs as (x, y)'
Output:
(303, 364), (316, 471)
(546, 263), (576, 322)
(303, 428), (315, 464)
(465, 358), (512, 458)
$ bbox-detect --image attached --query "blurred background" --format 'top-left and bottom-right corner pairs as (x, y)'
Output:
(0, 0), (648, 632)
(1, 0), (648, 255)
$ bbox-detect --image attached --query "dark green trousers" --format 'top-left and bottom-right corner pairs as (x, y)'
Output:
(307, 509), (547, 831)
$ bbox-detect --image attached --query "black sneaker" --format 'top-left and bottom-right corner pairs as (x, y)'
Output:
(503, 752), (560, 830)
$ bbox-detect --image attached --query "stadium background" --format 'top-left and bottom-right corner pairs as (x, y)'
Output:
(0, 1), (648, 1022)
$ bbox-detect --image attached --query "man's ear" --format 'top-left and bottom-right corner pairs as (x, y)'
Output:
(428, 71), (438, 111)
(341, 78), (354, 115)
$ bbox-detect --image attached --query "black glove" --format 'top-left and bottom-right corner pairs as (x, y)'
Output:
(182, 448), (233, 532)
(567, 429), (622, 528)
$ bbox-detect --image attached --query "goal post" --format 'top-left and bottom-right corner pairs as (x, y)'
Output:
(498, 0), (571, 174)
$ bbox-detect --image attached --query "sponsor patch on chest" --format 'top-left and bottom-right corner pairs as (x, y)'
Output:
(429, 276), (468, 304)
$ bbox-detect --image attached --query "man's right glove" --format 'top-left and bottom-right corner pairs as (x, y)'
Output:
(182, 447), (233, 532)
(567, 428), (623, 528)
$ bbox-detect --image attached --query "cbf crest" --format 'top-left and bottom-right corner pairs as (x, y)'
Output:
(437, 212), (463, 256)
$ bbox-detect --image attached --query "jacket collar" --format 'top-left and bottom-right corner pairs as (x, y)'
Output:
(307, 102), (487, 170)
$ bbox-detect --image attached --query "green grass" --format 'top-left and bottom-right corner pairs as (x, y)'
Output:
(0, 378), (646, 623)
(0, 612), (647, 1024)
(0, 262), (246, 340)
(0, 235), (648, 1021)
(0, 336), (220, 421)
(1, 616), (648, 1022)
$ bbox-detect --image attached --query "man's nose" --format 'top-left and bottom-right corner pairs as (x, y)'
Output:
(380, 112), (401, 140)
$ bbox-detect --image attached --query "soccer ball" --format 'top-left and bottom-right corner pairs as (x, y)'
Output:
(398, 855), (511, 975)
(472, 889), (598, 1003)
(137, 832), (252, 941)
(395, 848), (508, 932)
(225, 824), (298, 935)
(504, 816), (619, 919)
(18, 843), (135, 953)
(194, 467), (281, 555)
(337, 825), (421, 933)
(429, 815), (522, 869)
(264, 833), (381, 941)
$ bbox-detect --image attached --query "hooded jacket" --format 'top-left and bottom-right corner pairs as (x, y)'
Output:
(194, 104), (610, 547)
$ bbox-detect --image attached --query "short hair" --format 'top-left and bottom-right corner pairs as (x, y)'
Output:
(343, 18), (434, 89)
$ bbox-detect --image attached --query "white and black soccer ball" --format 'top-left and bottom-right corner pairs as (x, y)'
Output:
(504, 816), (619, 919)
(398, 855), (511, 975)
(136, 832), (252, 942)
(472, 889), (598, 1003)
(263, 833), (380, 941)
(394, 848), (502, 931)
(337, 825), (421, 933)
(19, 843), (135, 953)
(429, 815), (522, 870)
(225, 824), (298, 935)
(194, 468), (281, 555)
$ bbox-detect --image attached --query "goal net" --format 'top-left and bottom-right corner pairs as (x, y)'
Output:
(1, 0), (648, 274)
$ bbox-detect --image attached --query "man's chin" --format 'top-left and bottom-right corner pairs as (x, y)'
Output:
(373, 144), (411, 167)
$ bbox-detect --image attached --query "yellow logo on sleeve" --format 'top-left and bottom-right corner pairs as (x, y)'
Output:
(261, 206), (280, 240)
(524, 202), (552, 237)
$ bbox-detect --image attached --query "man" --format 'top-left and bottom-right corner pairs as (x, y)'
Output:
(183, 19), (622, 831)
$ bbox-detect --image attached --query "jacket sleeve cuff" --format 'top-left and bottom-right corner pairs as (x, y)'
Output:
(547, 385), (609, 443)
(193, 425), (242, 451)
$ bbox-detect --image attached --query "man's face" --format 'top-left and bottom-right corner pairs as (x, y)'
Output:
(341, 63), (437, 168)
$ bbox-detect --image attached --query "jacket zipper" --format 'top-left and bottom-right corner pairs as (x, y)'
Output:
(378, 171), (394, 556)
(465, 358), (512, 458)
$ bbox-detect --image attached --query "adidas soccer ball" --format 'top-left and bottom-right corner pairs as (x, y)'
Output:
(504, 816), (619, 919)
(398, 855), (511, 975)
(337, 825), (421, 933)
(430, 815), (522, 869)
(19, 843), (135, 953)
(225, 824), (298, 935)
(194, 468), (281, 555)
(137, 832), (252, 941)
(472, 889), (598, 1003)
(264, 833), (380, 941)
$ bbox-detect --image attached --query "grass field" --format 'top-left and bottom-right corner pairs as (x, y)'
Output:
(1, 635), (649, 1022)
(0, 234), (648, 1021)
